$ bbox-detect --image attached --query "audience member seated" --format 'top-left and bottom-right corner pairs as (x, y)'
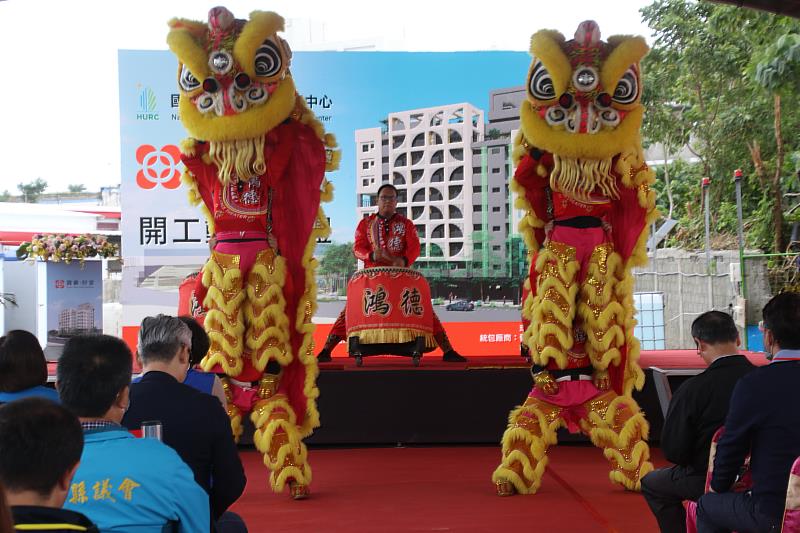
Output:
(58, 334), (209, 532)
(0, 397), (98, 532)
(697, 292), (800, 533)
(178, 315), (227, 408)
(641, 311), (754, 533)
(0, 330), (58, 405)
(122, 315), (247, 533)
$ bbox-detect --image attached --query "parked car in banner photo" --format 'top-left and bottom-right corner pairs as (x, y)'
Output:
(446, 300), (475, 311)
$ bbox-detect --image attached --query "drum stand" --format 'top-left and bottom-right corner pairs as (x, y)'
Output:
(347, 336), (426, 367)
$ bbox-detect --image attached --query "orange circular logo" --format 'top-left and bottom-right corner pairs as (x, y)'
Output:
(135, 144), (182, 189)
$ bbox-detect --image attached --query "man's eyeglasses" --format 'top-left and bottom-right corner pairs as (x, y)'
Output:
(378, 196), (397, 202)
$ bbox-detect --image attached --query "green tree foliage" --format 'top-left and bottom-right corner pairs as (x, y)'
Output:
(17, 178), (48, 203)
(0, 190), (11, 202)
(641, 0), (800, 252)
(68, 184), (86, 193)
(485, 128), (503, 140)
(319, 242), (357, 276)
(753, 34), (800, 94)
(751, 33), (800, 249)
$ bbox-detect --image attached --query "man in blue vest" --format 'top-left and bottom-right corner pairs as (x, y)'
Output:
(59, 334), (209, 532)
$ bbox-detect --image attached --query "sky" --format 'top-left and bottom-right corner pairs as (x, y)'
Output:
(0, 0), (655, 195)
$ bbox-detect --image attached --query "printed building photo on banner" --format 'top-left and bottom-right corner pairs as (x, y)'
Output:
(119, 49), (663, 356)
(46, 261), (103, 354)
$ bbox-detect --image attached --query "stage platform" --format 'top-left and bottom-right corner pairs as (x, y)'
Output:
(306, 350), (767, 446)
(47, 349), (766, 446)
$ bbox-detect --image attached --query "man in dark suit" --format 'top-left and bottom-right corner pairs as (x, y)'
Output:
(641, 311), (754, 533)
(123, 315), (247, 533)
(697, 292), (800, 533)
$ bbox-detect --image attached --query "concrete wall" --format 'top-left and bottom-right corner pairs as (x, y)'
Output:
(633, 248), (771, 349)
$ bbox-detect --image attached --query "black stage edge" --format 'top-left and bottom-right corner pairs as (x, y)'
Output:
(300, 367), (689, 446)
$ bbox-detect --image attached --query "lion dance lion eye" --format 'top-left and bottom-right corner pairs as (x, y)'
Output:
(612, 67), (639, 104)
(529, 60), (556, 100)
(179, 64), (200, 92)
(254, 40), (283, 78)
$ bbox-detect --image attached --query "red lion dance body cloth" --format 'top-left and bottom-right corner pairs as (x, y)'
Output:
(167, 7), (339, 499)
(493, 21), (657, 496)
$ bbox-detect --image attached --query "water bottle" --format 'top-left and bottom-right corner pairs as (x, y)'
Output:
(141, 420), (163, 441)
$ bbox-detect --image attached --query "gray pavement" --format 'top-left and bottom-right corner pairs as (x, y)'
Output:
(315, 299), (521, 323)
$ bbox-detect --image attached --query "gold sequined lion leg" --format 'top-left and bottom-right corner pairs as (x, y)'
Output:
(576, 243), (653, 490)
(492, 398), (563, 495)
(251, 375), (312, 498)
(243, 249), (291, 373)
(577, 243), (626, 381)
(200, 250), (246, 379)
(198, 250), (247, 438)
(527, 240), (580, 366)
(580, 390), (654, 491)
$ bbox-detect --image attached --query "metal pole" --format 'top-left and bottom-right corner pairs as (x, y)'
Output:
(678, 266), (685, 344)
(652, 221), (658, 292)
(733, 168), (747, 349)
(734, 169), (746, 294)
(703, 177), (714, 309)
(703, 177), (712, 272)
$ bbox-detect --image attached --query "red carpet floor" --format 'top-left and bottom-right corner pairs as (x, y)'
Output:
(230, 445), (669, 532)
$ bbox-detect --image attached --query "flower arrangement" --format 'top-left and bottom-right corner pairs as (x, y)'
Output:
(16, 234), (118, 266)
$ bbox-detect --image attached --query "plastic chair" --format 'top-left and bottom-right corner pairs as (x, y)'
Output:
(783, 456), (800, 533)
(686, 427), (752, 533)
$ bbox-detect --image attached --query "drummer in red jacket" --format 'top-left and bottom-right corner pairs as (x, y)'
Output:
(317, 184), (466, 362)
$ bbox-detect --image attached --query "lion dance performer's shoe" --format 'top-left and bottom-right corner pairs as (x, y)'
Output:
(289, 481), (310, 500)
(316, 333), (342, 363)
(495, 480), (516, 497)
(435, 330), (467, 362)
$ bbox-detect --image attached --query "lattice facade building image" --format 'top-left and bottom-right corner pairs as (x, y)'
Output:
(355, 89), (529, 285)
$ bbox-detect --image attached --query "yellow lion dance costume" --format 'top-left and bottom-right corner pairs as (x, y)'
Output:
(493, 20), (656, 496)
(167, 7), (338, 499)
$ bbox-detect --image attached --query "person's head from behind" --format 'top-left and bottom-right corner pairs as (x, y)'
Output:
(376, 184), (398, 218)
(761, 291), (800, 359)
(57, 335), (132, 422)
(177, 316), (210, 368)
(0, 398), (83, 507)
(0, 330), (47, 393)
(137, 315), (192, 379)
(691, 311), (740, 364)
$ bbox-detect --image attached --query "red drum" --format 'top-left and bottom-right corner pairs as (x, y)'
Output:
(177, 273), (198, 317)
(176, 271), (206, 325)
(345, 267), (435, 347)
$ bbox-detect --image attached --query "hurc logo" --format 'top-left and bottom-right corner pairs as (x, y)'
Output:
(138, 87), (157, 113)
(135, 145), (182, 190)
(136, 87), (159, 121)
